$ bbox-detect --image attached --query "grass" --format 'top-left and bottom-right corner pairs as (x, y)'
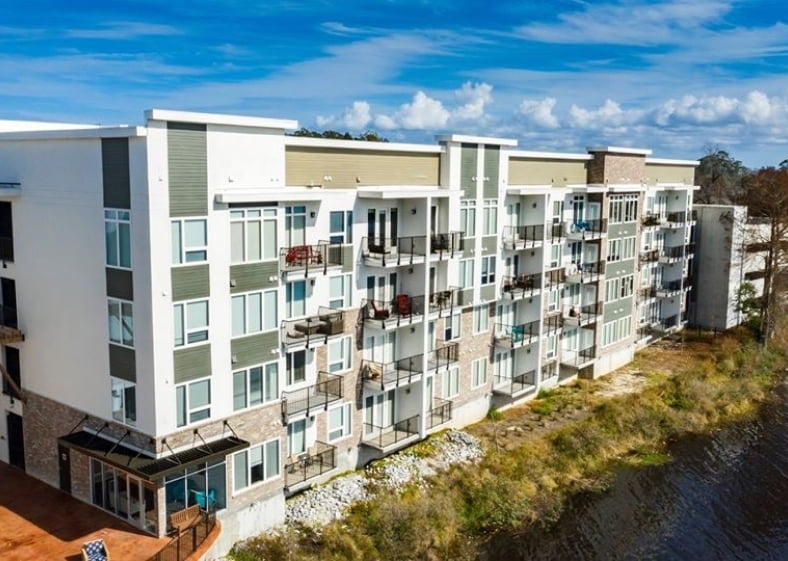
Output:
(230, 329), (784, 561)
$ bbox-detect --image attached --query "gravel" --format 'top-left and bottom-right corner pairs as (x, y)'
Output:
(284, 430), (483, 528)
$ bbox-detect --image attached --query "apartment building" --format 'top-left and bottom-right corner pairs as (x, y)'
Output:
(0, 109), (697, 550)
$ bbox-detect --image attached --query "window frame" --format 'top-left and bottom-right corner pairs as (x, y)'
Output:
(108, 297), (134, 348)
(328, 336), (353, 373)
(171, 218), (208, 265)
(285, 280), (307, 319)
(459, 200), (477, 238)
(104, 209), (131, 269)
(329, 273), (352, 309)
(458, 259), (474, 289)
(327, 402), (352, 442)
(480, 255), (496, 285)
(442, 366), (460, 399)
(233, 439), (280, 493)
(111, 377), (136, 427)
(173, 299), (209, 347)
(230, 207), (277, 264)
(232, 362), (279, 411)
(473, 304), (490, 334)
(175, 377), (211, 427)
(444, 312), (462, 342)
(482, 199), (498, 236)
(471, 357), (488, 389)
(231, 289), (278, 338)
(286, 349), (307, 386)
(329, 210), (353, 244)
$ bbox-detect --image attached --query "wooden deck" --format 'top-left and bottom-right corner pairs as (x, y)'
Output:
(0, 462), (168, 561)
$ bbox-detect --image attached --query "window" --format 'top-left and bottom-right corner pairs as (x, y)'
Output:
(620, 274), (634, 298)
(173, 300), (209, 347)
(609, 195), (638, 224)
(603, 316), (632, 346)
(624, 197), (638, 222)
(458, 259), (474, 289)
(233, 363), (278, 411)
(230, 208), (277, 263)
(329, 274), (351, 309)
(483, 199), (498, 236)
(328, 336), (352, 373)
(444, 312), (461, 341)
(473, 304), (489, 334)
(286, 350), (306, 385)
(606, 278), (619, 302)
(603, 320), (617, 346)
(286, 281), (306, 318)
(171, 218), (207, 264)
(609, 198), (623, 224)
(442, 367), (460, 398)
(108, 298), (133, 347)
(232, 290), (277, 337)
(233, 439), (279, 492)
(176, 378), (211, 427)
(607, 239), (621, 262)
(569, 242), (582, 264)
(328, 403), (352, 441)
(550, 244), (561, 268)
(288, 419), (307, 455)
(481, 256), (496, 284)
(547, 289), (560, 313)
(545, 334), (557, 358)
(111, 378), (136, 426)
(329, 211), (353, 244)
(622, 237), (636, 260)
(105, 209), (131, 268)
(471, 357), (488, 388)
(459, 200), (476, 237)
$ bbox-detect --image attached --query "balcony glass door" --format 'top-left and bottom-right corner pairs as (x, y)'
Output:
(367, 208), (398, 248)
(365, 389), (395, 433)
(285, 206), (306, 248)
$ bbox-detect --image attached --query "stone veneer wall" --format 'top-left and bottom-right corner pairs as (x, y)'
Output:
(587, 153), (646, 184)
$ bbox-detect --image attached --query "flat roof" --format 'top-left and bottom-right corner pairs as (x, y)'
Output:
(435, 133), (518, 147)
(586, 145), (653, 156)
(286, 135), (442, 153)
(146, 108), (298, 130)
(509, 149), (592, 161)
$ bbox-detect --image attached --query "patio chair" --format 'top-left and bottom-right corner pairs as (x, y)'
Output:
(395, 294), (411, 316)
(81, 539), (110, 561)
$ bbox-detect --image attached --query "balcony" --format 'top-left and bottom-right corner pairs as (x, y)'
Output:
(656, 279), (683, 298)
(361, 294), (426, 329)
(362, 414), (420, 453)
(502, 224), (545, 250)
(426, 397), (453, 430)
(493, 369), (537, 397)
(494, 320), (540, 349)
(636, 325), (654, 342)
(639, 249), (659, 263)
(546, 222), (565, 242)
(284, 441), (337, 491)
(543, 315), (562, 334)
(361, 355), (423, 392)
(566, 218), (606, 240)
(427, 288), (456, 317)
(544, 267), (566, 290)
(279, 242), (343, 278)
(281, 307), (345, 349)
(638, 285), (657, 300)
(659, 244), (694, 264)
(561, 346), (597, 369)
(281, 372), (343, 422)
(566, 261), (605, 284)
(426, 342), (459, 371)
(429, 232), (463, 260)
(563, 302), (602, 327)
(0, 305), (23, 344)
(362, 236), (429, 267)
(654, 314), (680, 334)
(502, 273), (542, 300)
(641, 214), (662, 227)
(662, 211), (688, 229)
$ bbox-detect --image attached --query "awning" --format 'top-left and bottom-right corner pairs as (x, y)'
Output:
(58, 430), (249, 482)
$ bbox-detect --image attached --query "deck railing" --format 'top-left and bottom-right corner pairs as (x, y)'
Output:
(502, 273), (542, 298)
(281, 372), (343, 420)
(494, 320), (540, 347)
(149, 509), (216, 561)
(279, 242), (342, 274)
(502, 224), (545, 248)
(427, 397), (453, 429)
(494, 369), (537, 396)
(361, 294), (426, 326)
(429, 232), (463, 258)
(362, 236), (429, 266)
(284, 441), (337, 488)
(362, 414), (420, 449)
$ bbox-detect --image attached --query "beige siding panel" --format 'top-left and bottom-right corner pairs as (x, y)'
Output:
(231, 331), (279, 369)
(171, 264), (210, 301)
(481, 236), (497, 255)
(174, 345), (212, 383)
(645, 164), (694, 185)
(457, 288), (474, 307)
(480, 284), (497, 302)
(230, 261), (279, 294)
(483, 145), (500, 198)
(286, 148), (439, 188)
(509, 159), (587, 186)
(108, 344), (135, 382)
(167, 122), (208, 217)
(341, 245), (355, 272)
(460, 144), (478, 198)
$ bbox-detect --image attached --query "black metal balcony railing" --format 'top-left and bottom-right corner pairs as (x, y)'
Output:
(284, 441), (337, 488)
(639, 285), (657, 299)
(362, 355), (423, 391)
(363, 414), (420, 450)
(662, 244), (695, 259)
(690, 209), (698, 221)
(563, 346), (597, 367)
(427, 397), (453, 430)
(564, 302), (602, 323)
(641, 214), (661, 227)
(0, 236), (13, 262)
(282, 307), (345, 347)
(547, 222), (565, 241)
(361, 295), (426, 326)
(150, 509), (216, 561)
(568, 261), (605, 283)
(281, 372), (343, 421)
(494, 369), (536, 396)
(494, 320), (540, 348)
(663, 211), (689, 226)
(636, 325), (654, 341)
(502, 273), (542, 298)
(279, 242), (343, 275)
(543, 315), (563, 333)
(657, 279), (683, 293)
(502, 224), (545, 248)
(544, 268), (566, 289)
(362, 236), (428, 266)
(428, 288), (456, 316)
(655, 315), (679, 332)
(567, 218), (607, 237)
(428, 342), (460, 370)
(639, 249), (659, 263)
(430, 232), (463, 258)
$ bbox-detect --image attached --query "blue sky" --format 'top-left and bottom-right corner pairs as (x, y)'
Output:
(1, 0), (787, 167)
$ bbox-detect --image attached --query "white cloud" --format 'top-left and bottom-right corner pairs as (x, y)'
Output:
(452, 82), (493, 121)
(568, 99), (641, 129)
(518, 97), (559, 129)
(376, 91), (450, 130)
(65, 21), (180, 40)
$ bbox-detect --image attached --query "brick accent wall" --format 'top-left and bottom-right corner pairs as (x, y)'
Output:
(587, 153), (647, 184)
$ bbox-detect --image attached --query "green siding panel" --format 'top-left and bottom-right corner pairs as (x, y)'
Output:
(230, 261), (279, 294)
(174, 345), (212, 383)
(168, 122), (207, 217)
(171, 264), (210, 301)
(341, 245), (355, 273)
(480, 284), (497, 302)
(607, 222), (637, 239)
(457, 288), (474, 307)
(102, 138), (130, 209)
(106, 268), (133, 301)
(483, 145), (500, 199)
(603, 297), (634, 323)
(108, 344), (135, 382)
(481, 236), (497, 255)
(231, 331), (279, 369)
(460, 144), (477, 199)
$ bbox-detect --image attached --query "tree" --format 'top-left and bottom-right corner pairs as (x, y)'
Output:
(289, 128), (388, 142)
(739, 166), (788, 344)
(695, 147), (746, 204)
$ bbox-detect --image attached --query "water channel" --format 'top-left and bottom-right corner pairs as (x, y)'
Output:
(481, 379), (788, 560)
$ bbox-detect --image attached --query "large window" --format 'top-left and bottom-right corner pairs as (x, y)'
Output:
(108, 298), (134, 347)
(171, 218), (207, 264)
(459, 200), (476, 238)
(173, 300), (209, 347)
(483, 199), (498, 236)
(288, 419), (307, 455)
(471, 357), (488, 388)
(442, 367), (460, 398)
(481, 256), (496, 284)
(175, 378), (211, 427)
(609, 195), (638, 224)
(473, 304), (489, 334)
(233, 363), (278, 411)
(286, 281), (306, 318)
(458, 259), (474, 288)
(230, 208), (277, 263)
(233, 440), (279, 492)
(444, 312), (461, 341)
(607, 239), (621, 262)
(231, 289), (277, 337)
(602, 316), (633, 346)
(105, 209), (131, 269)
(328, 336), (352, 373)
(622, 237), (637, 260)
(111, 377), (136, 426)
(286, 350), (306, 385)
(164, 459), (226, 517)
(329, 211), (353, 244)
(328, 403), (352, 441)
(329, 274), (351, 309)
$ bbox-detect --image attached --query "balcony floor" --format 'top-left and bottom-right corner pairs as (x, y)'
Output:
(361, 428), (420, 452)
